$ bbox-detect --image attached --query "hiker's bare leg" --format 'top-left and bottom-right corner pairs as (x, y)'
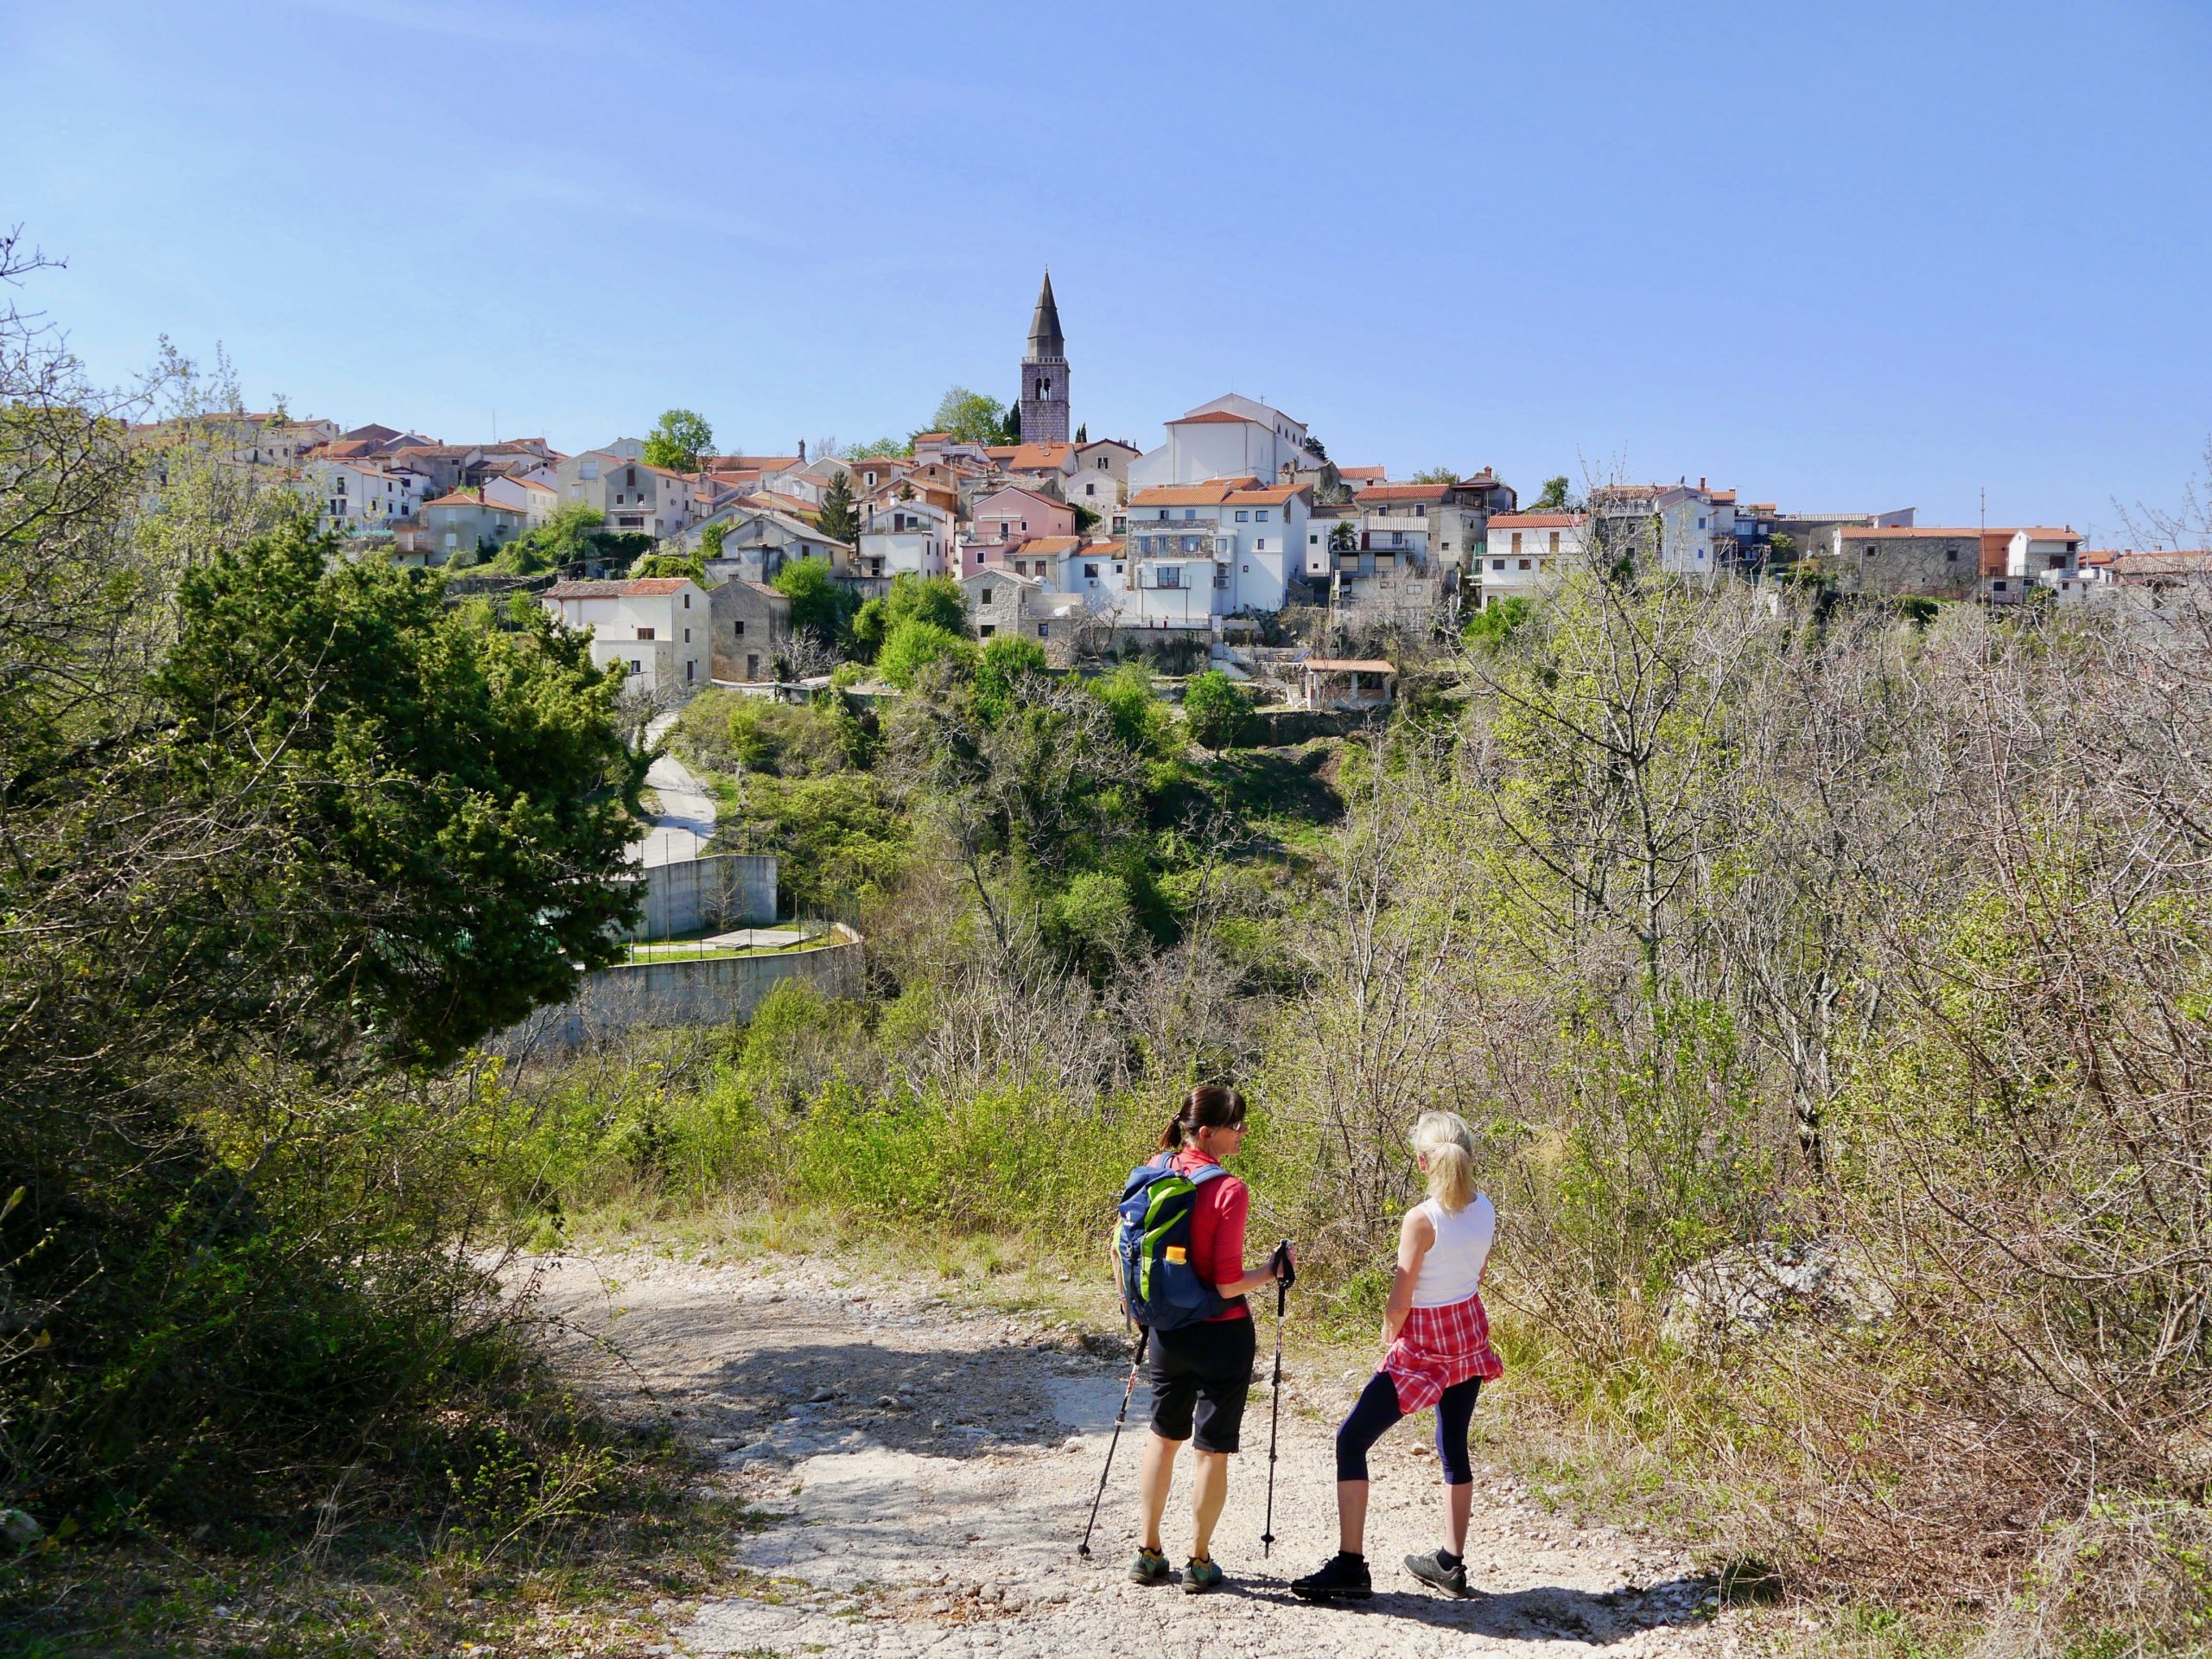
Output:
(1446, 1477), (1472, 1556)
(1190, 1449), (1229, 1559)
(1139, 1433), (1179, 1553)
(1337, 1478), (1370, 1554)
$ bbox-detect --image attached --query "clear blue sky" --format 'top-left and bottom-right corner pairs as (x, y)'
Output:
(7, 0), (2209, 537)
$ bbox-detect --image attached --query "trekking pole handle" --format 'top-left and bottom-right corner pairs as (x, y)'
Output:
(1271, 1239), (1296, 1296)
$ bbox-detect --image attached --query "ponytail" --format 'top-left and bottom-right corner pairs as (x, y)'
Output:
(1158, 1084), (1248, 1151)
(1411, 1110), (1478, 1212)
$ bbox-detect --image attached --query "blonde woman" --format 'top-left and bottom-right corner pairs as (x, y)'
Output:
(1291, 1111), (1501, 1602)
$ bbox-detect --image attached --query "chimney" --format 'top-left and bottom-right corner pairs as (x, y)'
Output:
(798, 438), (807, 462)
(1700, 475), (1707, 491)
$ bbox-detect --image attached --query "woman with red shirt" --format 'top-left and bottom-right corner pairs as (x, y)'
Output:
(1130, 1085), (1293, 1595)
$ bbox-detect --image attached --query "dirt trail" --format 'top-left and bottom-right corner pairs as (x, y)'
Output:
(526, 1251), (1746, 1657)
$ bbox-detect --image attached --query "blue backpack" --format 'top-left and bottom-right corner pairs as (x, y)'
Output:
(1115, 1157), (1229, 1331)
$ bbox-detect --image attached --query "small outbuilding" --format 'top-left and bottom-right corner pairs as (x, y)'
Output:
(1300, 657), (1397, 714)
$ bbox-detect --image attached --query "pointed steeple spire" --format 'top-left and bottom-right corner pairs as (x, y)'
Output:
(1027, 270), (1065, 360)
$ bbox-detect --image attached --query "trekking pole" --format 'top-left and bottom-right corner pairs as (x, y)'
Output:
(1260, 1240), (1295, 1558)
(1076, 1325), (1150, 1560)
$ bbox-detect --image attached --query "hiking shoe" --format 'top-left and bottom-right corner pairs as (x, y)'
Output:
(1404, 1548), (1471, 1597)
(1181, 1555), (1225, 1594)
(1290, 1552), (1373, 1600)
(1128, 1546), (1171, 1586)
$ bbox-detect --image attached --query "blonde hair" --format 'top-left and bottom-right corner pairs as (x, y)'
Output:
(1411, 1111), (1478, 1213)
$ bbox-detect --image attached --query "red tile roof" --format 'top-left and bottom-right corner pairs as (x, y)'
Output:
(1129, 479), (1306, 508)
(1167, 410), (1262, 426)
(1359, 484), (1451, 504)
(1305, 658), (1397, 673)
(1338, 466), (1388, 483)
(426, 490), (524, 512)
(624, 578), (695, 595)
(1489, 512), (1584, 529)
(1020, 536), (1083, 556)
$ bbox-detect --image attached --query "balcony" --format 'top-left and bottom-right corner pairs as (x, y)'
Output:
(1128, 527), (1224, 558)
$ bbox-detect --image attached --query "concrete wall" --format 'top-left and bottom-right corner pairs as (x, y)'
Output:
(623, 854), (778, 940)
(498, 926), (864, 1054)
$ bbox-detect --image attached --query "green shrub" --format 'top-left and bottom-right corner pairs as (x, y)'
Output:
(1182, 670), (1255, 749)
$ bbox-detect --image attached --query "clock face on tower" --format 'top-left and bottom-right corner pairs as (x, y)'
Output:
(1019, 270), (1070, 445)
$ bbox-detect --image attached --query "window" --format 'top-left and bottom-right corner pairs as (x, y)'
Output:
(1309, 533), (1319, 545)
(1697, 517), (1706, 529)
(685, 661), (696, 683)
(747, 653), (759, 679)
(1255, 509), (1269, 522)
(1037, 623), (1050, 639)
(1159, 509), (1170, 520)
(1184, 509), (1197, 521)
(1491, 558), (1505, 571)
(628, 659), (642, 675)
(1114, 563), (1124, 575)
(1993, 581), (2009, 591)
(1236, 509), (1249, 522)
(1084, 563), (1099, 578)
(683, 627), (690, 643)
(636, 626), (655, 640)
(980, 623), (996, 638)
(1414, 505), (1425, 518)
(735, 620), (745, 636)
(626, 467), (636, 486)
(981, 588), (994, 605)
(1947, 549), (1959, 563)
(1096, 456), (1109, 470)
(1086, 482), (1096, 496)
(1865, 546), (1878, 558)
(1160, 567), (1181, 588)
(1255, 538), (1267, 550)
(1511, 532), (1522, 555)
(1517, 558), (1531, 570)
(683, 593), (690, 608)
(1548, 532), (1560, 554)
(2049, 554), (2066, 569)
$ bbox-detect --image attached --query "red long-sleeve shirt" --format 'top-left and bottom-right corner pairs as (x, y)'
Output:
(1169, 1147), (1251, 1323)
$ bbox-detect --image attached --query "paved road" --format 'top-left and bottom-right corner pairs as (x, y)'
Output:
(634, 708), (716, 867)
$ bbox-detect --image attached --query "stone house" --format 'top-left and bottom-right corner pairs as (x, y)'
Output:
(539, 575), (712, 696)
(709, 581), (792, 683)
(423, 488), (529, 562)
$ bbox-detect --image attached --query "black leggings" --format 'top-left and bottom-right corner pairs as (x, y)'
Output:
(1334, 1370), (1480, 1484)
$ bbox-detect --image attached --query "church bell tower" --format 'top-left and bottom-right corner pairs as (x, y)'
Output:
(1018, 270), (1070, 444)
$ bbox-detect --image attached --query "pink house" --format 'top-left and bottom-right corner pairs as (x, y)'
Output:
(963, 484), (1075, 575)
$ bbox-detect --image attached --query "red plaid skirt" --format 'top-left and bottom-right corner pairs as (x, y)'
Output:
(1383, 1293), (1503, 1414)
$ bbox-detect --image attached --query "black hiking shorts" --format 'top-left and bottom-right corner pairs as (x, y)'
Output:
(1147, 1313), (1257, 1453)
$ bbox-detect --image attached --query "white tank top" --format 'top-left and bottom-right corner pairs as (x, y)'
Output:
(1409, 1193), (1495, 1307)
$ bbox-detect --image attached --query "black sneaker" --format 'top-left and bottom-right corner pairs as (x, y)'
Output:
(1405, 1548), (1471, 1597)
(1129, 1545), (1171, 1585)
(1290, 1552), (1373, 1601)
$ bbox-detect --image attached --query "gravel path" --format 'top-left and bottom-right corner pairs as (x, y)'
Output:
(524, 1251), (1745, 1658)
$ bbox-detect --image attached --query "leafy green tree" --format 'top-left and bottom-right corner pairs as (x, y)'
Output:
(1328, 518), (1358, 555)
(1462, 594), (1533, 650)
(884, 572), (969, 634)
(772, 556), (854, 639)
(1411, 467), (1460, 484)
(1074, 423), (1088, 443)
(1089, 663), (1176, 764)
(1072, 501), (1101, 532)
(699, 520), (728, 561)
(1533, 475), (1576, 512)
(929, 386), (1014, 447)
(1183, 669), (1255, 749)
(642, 407), (713, 473)
(974, 632), (1051, 724)
(813, 469), (859, 546)
(152, 521), (647, 1064)
(631, 550), (705, 581)
(876, 619), (976, 690)
(486, 499), (603, 575)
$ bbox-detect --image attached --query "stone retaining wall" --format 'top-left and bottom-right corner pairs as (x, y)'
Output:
(497, 925), (863, 1055)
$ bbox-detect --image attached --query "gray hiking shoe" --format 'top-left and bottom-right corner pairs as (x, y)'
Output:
(1181, 1554), (1225, 1594)
(1129, 1545), (1171, 1585)
(1405, 1548), (1471, 1597)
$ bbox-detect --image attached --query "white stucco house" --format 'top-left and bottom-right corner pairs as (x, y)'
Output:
(538, 575), (713, 696)
(1121, 479), (1307, 633)
(856, 497), (952, 580)
(1479, 512), (1586, 607)
(1126, 396), (1315, 493)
